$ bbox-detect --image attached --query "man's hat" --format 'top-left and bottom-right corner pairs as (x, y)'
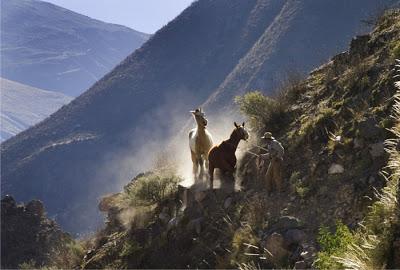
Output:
(261, 131), (274, 140)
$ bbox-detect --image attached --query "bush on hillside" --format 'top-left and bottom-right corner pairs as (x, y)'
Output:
(123, 172), (181, 206)
(235, 91), (285, 133)
(314, 221), (354, 270)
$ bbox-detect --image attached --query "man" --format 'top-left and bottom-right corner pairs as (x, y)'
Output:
(259, 132), (284, 194)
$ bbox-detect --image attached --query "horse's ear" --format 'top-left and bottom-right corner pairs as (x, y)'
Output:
(234, 122), (239, 128)
(242, 122), (245, 127)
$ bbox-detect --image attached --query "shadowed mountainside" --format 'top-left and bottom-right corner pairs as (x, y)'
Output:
(1, 0), (398, 234)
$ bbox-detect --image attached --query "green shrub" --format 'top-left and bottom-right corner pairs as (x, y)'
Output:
(295, 107), (336, 146)
(19, 260), (37, 269)
(120, 240), (141, 258)
(392, 41), (400, 58)
(123, 172), (181, 206)
(314, 221), (354, 269)
(235, 91), (286, 132)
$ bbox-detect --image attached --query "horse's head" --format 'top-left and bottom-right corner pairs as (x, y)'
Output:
(191, 108), (208, 127)
(233, 122), (250, 141)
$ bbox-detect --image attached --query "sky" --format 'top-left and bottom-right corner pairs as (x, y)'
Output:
(43, 0), (194, 34)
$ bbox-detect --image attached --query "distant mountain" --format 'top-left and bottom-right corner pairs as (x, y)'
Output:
(1, 0), (398, 234)
(0, 78), (72, 142)
(0, 0), (149, 96)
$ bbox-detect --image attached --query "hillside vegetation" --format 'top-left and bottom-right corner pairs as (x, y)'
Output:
(2, 0), (395, 234)
(73, 10), (400, 269)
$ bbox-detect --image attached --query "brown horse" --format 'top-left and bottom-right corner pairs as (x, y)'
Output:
(208, 122), (249, 190)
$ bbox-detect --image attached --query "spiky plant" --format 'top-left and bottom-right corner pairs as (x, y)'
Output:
(334, 60), (400, 269)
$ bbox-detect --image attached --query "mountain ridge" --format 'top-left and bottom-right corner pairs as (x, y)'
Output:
(1, 0), (150, 96)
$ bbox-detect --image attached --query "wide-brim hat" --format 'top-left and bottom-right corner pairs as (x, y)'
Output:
(261, 132), (274, 140)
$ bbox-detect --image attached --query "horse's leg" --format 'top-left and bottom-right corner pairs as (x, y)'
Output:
(209, 163), (215, 190)
(204, 156), (210, 180)
(191, 151), (198, 181)
(219, 159), (235, 190)
(198, 155), (205, 180)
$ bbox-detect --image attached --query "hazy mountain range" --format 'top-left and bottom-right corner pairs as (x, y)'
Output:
(2, 0), (398, 234)
(0, 78), (72, 142)
(1, 0), (150, 96)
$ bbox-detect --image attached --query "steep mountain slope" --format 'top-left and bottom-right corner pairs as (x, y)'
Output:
(1, 0), (149, 96)
(0, 78), (72, 142)
(1, 0), (397, 234)
(79, 10), (400, 269)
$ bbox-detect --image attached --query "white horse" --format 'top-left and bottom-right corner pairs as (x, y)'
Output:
(189, 108), (213, 181)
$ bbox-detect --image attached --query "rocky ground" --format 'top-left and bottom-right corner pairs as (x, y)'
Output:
(2, 9), (399, 270)
(80, 10), (400, 269)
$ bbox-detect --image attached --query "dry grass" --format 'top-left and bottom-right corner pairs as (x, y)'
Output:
(333, 65), (400, 269)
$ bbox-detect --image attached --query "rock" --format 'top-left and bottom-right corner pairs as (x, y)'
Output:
(284, 229), (307, 247)
(357, 118), (381, 139)
(187, 217), (203, 235)
(265, 233), (289, 263)
(98, 193), (120, 212)
(328, 163), (344, 174)
(368, 175), (376, 184)
(294, 260), (307, 269)
(223, 197), (233, 209)
(1, 195), (17, 214)
(331, 51), (349, 66)
(392, 238), (400, 268)
(273, 216), (302, 231)
(26, 199), (45, 216)
(353, 137), (364, 149)
(368, 142), (385, 158)
(300, 244), (317, 263)
(349, 35), (370, 57)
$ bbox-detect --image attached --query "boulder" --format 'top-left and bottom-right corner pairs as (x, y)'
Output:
(294, 260), (307, 269)
(392, 238), (400, 268)
(328, 163), (344, 174)
(353, 137), (364, 149)
(265, 233), (289, 263)
(223, 197), (233, 209)
(368, 142), (385, 158)
(357, 118), (381, 139)
(349, 35), (370, 57)
(1, 195), (17, 214)
(26, 199), (45, 217)
(98, 193), (120, 212)
(273, 216), (302, 231)
(284, 229), (307, 247)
